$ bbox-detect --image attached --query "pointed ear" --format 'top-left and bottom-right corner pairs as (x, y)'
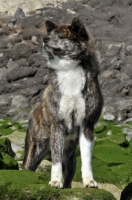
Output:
(71, 18), (89, 41)
(45, 20), (56, 32)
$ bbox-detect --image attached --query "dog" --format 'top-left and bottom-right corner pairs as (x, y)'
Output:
(23, 18), (103, 189)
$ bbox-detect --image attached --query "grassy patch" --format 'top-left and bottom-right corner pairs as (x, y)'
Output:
(93, 119), (132, 187)
(0, 170), (116, 200)
(0, 118), (27, 136)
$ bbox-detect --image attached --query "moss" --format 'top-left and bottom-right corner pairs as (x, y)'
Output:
(0, 118), (27, 136)
(92, 156), (117, 184)
(93, 119), (132, 187)
(0, 128), (14, 136)
(16, 150), (25, 161)
(95, 125), (107, 134)
(74, 119), (132, 188)
(74, 155), (82, 182)
(95, 121), (126, 143)
(0, 137), (15, 158)
(0, 170), (116, 200)
(0, 118), (14, 136)
(0, 152), (19, 169)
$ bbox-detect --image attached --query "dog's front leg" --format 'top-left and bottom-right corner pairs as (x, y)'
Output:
(79, 126), (98, 188)
(49, 123), (64, 188)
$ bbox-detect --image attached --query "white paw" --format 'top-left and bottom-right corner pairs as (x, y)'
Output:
(49, 180), (63, 188)
(83, 178), (98, 188)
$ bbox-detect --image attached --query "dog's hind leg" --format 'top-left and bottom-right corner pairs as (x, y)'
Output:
(23, 119), (49, 171)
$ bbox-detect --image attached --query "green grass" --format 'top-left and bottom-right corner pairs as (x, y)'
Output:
(0, 170), (116, 200)
(0, 118), (27, 136)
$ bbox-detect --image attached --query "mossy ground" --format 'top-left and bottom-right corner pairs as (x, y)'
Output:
(93, 120), (132, 188)
(0, 170), (116, 200)
(0, 118), (26, 136)
(0, 117), (132, 199)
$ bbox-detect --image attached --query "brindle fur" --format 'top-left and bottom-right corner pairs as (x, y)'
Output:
(23, 18), (103, 188)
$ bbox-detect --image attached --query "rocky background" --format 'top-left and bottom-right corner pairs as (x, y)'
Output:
(0, 0), (132, 200)
(0, 0), (132, 122)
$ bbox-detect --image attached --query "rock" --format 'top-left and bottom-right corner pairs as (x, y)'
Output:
(6, 59), (19, 71)
(122, 128), (132, 142)
(120, 182), (132, 200)
(2, 130), (26, 154)
(6, 67), (37, 82)
(0, 0), (132, 123)
(11, 95), (29, 108)
(32, 36), (39, 45)
(12, 111), (29, 121)
(99, 183), (122, 200)
(107, 130), (112, 136)
(0, 152), (19, 169)
(103, 106), (116, 121)
(22, 27), (42, 40)
(7, 95), (29, 117)
(95, 125), (106, 133)
(0, 94), (12, 106)
(15, 58), (28, 67)
(14, 7), (25, 19)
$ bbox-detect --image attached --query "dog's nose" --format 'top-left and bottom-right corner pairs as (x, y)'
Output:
(43, 36), (49, 43)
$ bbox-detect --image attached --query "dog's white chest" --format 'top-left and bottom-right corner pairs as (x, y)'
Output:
(57, 65), (86, 129)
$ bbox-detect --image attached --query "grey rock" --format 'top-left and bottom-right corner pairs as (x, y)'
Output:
(11, 95), (29, 108)
(2, 130), (26, 153)
(7, 95), (29, 117)
(7, 59), (19, 71)
(6, 67), (37, 82)
(32, 36), (39, 45)
(0, 94), (12, 106)
(122, 128), (132, 142)
(0, 0), (132, 122)
(12, 112), (29, 122)
(14, 7), (25, 19)
(103, 106), (116, 121)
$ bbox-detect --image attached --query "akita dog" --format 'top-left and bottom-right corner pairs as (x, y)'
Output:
(23, 18), (103, 189)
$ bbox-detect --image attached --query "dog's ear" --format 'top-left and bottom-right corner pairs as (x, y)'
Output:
(71, 18), (89, 41)
(45, 20), (56, 32)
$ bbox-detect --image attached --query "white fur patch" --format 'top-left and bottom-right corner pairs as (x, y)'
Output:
(56, 60), (86, 129)
(79, 130), (94, 184)
(45, 46), (86, 129)
(49, 162), (63, 188)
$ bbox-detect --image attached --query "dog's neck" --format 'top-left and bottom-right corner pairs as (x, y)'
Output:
(45, 46), (80, 71)
(48, 55), (81, 71)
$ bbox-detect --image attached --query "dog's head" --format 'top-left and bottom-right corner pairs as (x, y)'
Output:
(43, 18), (94, 61)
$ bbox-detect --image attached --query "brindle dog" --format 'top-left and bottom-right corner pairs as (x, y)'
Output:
(23, 18), (103, 189)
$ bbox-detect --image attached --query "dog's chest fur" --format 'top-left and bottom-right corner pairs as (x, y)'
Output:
(49, 58), (86, 130)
